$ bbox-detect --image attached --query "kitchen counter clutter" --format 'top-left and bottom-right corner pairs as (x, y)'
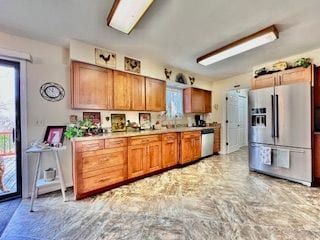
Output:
(72, 127), (218, 199)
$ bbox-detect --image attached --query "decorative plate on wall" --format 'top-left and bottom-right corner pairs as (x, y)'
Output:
(39, 82), (65, 102)
(175, 73), (187, 84)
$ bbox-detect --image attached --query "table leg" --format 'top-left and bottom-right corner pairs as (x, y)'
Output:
(54, 150), (66, 201)
(30, 152), (41, 212)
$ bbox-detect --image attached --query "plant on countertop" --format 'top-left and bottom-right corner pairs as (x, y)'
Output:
(64, 119), (97, 140)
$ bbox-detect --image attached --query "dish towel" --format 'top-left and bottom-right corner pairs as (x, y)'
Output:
(277, 149), (290, 169)
(259, 146), (272, 165)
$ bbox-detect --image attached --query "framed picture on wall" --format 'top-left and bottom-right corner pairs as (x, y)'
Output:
(124, 57), (141, 73)
(111, 114), (126, 132)
(95, 48), (116, 69)
(139, 113), (151, 130)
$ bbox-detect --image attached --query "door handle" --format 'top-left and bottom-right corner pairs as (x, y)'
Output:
(275, 94), (279, 138)
(12, 128), (15, 143)
(271, 95), (275, 137)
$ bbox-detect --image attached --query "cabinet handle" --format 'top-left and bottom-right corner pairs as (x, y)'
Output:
(111, 141), (123, 145)
(101, 157), (109, 161)
(167, 140), (174, 144)
(98, 177), (110, 183)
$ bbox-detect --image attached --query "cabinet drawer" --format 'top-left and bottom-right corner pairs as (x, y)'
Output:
(181, 131), (201, 139)
(105, 138), (127, 148)
(128, 135), (161, 146)
(162, 133), (177, 142)
(81, 169), (126, 192)
(75, 140), (104, 152)
(81, 147), (127, 174)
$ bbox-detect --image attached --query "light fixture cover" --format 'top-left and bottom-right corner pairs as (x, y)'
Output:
(107, 0), (154, 34)
(197, 25), (279, 66)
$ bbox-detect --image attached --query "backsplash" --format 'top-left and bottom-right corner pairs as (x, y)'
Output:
(68, 110), (213, 129)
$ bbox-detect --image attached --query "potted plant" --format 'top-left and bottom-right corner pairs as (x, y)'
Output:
(64, 119), (98, 140)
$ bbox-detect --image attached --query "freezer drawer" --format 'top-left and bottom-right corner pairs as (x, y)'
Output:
(249, 143), (312, 184)
(249, 87), (274, 145)
(275, 83), (311, 148)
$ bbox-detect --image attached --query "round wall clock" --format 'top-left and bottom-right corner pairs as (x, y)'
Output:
(39, 82), (65, 102)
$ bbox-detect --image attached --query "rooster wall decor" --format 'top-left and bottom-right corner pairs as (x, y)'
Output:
(189, 76), (195, 85)
(164, 68), (172, 80)
(125, 57), (141, 73)
(95, 48), (116, 68)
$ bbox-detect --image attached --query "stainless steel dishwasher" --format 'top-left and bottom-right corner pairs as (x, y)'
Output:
(201, 128), (214, 157)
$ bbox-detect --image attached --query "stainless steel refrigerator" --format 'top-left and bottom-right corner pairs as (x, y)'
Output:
(249, 82), (312, 186)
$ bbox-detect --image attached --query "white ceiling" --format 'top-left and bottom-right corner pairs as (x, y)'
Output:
(0, 0), (320, 80)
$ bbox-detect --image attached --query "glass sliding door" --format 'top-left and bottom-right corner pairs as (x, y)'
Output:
(0, 59), (21, 201)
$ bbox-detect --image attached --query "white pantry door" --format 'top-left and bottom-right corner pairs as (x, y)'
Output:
(226, 90), (239, 153)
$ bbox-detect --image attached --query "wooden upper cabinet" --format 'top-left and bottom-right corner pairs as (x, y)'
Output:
(145, 77), (166, 111)
(71, 61), (113, 109)
(279, 65), (313, 86)
(204, 90), (212, 113)
(130, 74), (145, 110)
(251, 65), (313, 90)
(113, 70), (131, 110)
(251, 73), (277, 90)
(184, 88), (212, 113)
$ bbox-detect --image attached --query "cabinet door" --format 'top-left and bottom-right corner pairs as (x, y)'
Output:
(314, 135), (320, 180)
(180, 138), (194, 164)
(146, 141), (162, 173)
(162, 134), (178, 168)
(204, 90), (212, 113)
(213, 126), (221, 153)
(113, 70), (131, 110)
(251, 73), (277, 90)
(130, 74), (145, 110)
(146, 77), (166, 111)
(193, 136), (201, 160)
(72, 61), (112, 109)
(128, 145), (146, 179)
(191, 88), (205, 113)
(279, 66), (312, 86)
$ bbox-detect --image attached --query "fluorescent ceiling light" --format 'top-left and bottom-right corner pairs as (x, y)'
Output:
(107, 0), (154, 34)
(197, 25), (279, 66)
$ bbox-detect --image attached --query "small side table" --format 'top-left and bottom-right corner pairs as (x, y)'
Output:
(26, 146), (67, 212)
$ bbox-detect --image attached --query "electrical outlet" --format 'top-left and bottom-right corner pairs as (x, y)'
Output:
(35, 119), (45, 127)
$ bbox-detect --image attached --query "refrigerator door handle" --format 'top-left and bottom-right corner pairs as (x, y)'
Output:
(275, 94), (279, 138)
(271, 95), (275, 137)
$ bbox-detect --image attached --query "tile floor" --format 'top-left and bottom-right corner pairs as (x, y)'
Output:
(1, 148), (320, 240)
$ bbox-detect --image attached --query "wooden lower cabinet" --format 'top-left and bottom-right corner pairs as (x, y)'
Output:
(127, 145), (146, 179)
(162, 133), (178, 168)
(73, 131), (205, 199)
(180, 131), (201, 164)
(313, 134), (320, 183)
(127, 135), (162, 179)
(73, 138), (127, 199)
(213, 124), (221, 154)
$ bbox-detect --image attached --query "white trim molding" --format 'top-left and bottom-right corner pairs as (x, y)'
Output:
(0, 47), (32, 62)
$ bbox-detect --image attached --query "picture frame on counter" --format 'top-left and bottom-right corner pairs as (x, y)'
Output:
(43, 126), (66, 146)
(83, 112), (101, 124)
(111, 114), (126, 132)
(139, 113), (151, 130)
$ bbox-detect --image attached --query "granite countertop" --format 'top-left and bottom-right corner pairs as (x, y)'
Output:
(71, 127), (214, 142)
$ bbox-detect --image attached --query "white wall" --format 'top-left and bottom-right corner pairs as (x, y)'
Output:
(0, 32), (214, 196)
